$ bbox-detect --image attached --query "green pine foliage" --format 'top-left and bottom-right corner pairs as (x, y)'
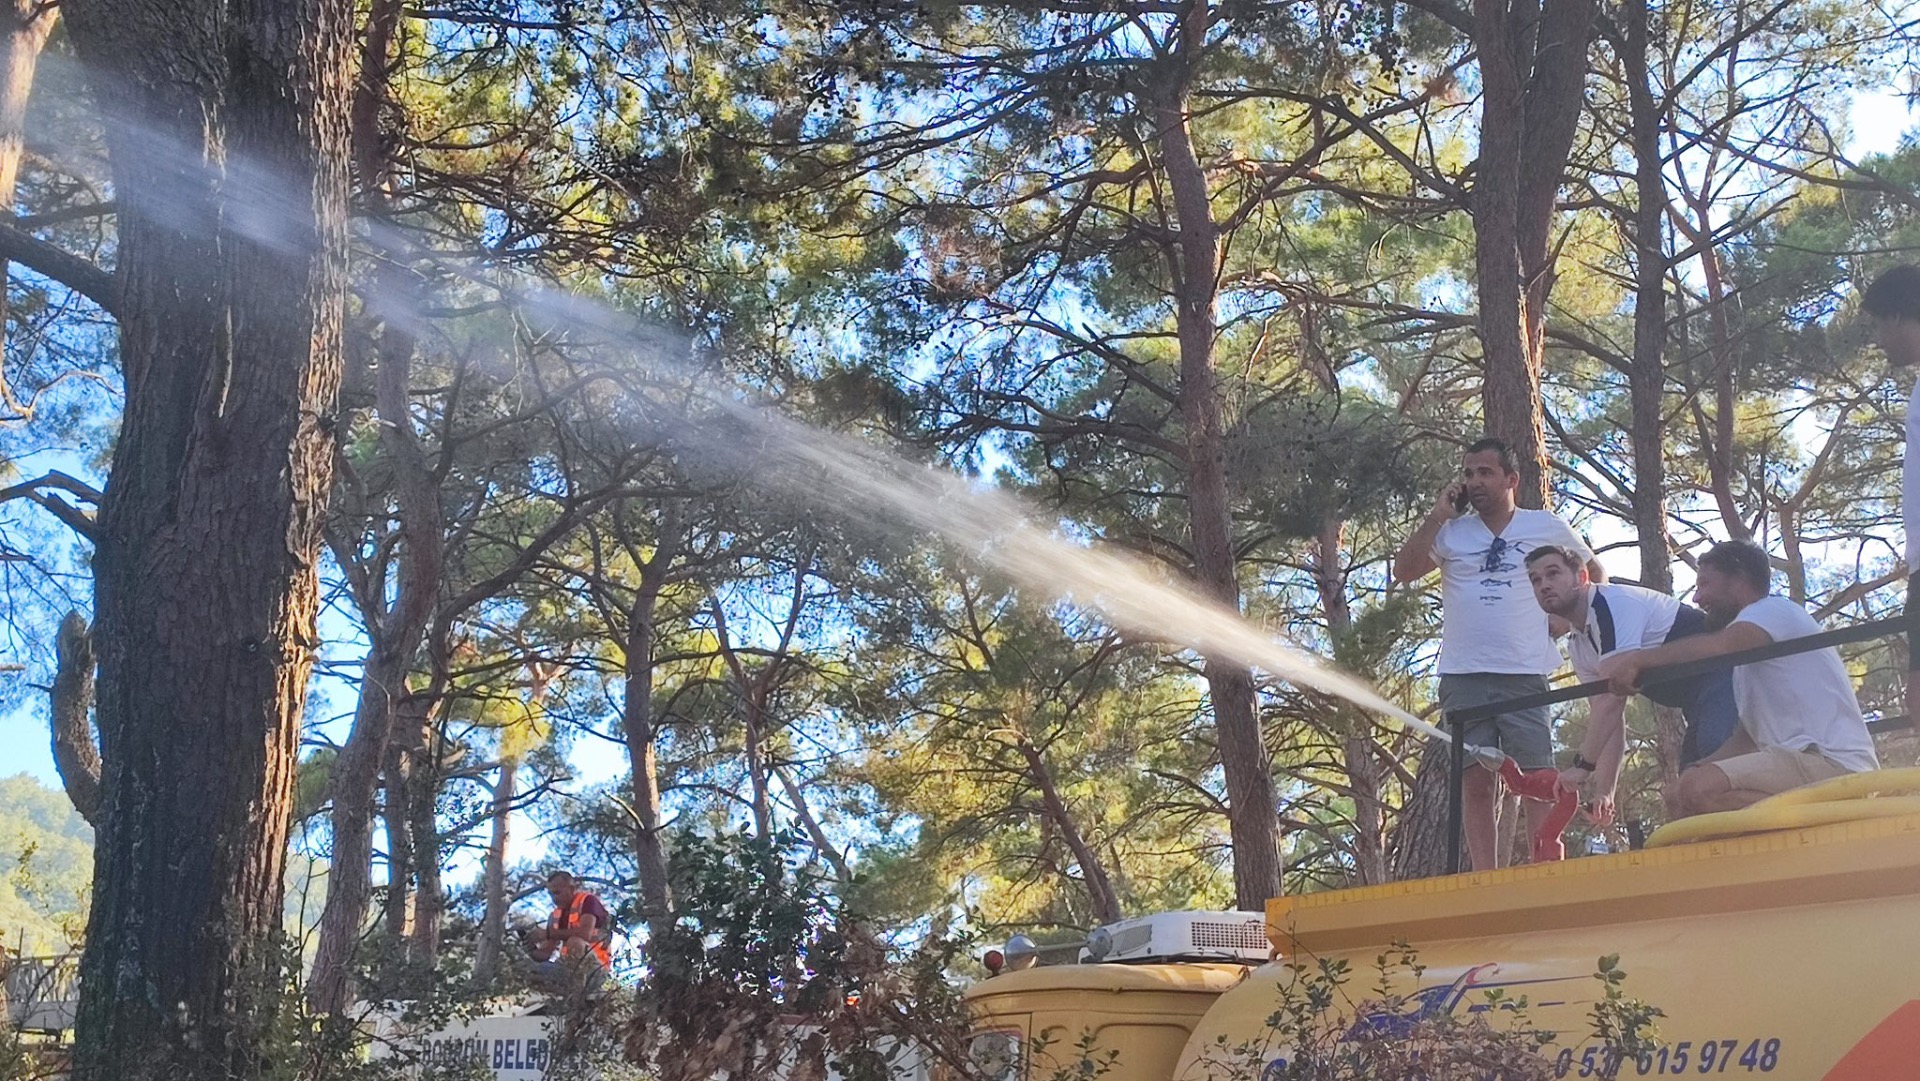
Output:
(0, 775), (90, 954)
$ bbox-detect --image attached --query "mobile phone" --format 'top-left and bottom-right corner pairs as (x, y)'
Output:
(1452, 487), (1470, 513)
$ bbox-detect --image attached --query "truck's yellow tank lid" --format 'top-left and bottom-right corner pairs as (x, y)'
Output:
(963, 962), (1250, 1000)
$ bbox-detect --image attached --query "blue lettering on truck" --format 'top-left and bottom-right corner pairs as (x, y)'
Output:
(485, 1036), (551, 1075)
(1555, 1038), (1784, 1077)
(1259, 965), (1787, 1081)
(424, 1035), (494, 1067)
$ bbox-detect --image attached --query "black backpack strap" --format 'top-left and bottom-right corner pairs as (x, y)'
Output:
(1592, 588), (1617, 656)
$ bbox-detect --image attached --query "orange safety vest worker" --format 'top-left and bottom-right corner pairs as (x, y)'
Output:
(548, 891), (612, 967)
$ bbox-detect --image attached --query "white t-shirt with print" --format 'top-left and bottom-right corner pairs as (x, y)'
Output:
(1567, 582), (1681, 683)
(1729, 596), (1879, 773)
(1432, 509), (1594, 676)
(1905, 377), (1919, 567)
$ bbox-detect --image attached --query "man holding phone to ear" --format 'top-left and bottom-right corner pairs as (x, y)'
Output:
(1395, 437), (1605, 871)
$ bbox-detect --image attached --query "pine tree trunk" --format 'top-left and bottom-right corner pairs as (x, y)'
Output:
(308, 647), (407, 1010)
(1655, 704), (1687, 820)
(1155, 17), (1283, 909)
(1623, 0), (1672, 594)
(62, 0), (353, 1066)
(1473, 109), (1543, 506)
(1471, 0), (1597, 508)
(1344, 734), (1389, 885)
(624, 558), (674, 930)
(0, 0), (51, 205)
(1310, 517), (1388, 886)
(0, 0), (58, 340)
(381, 734), (415, 952)
(306, 0), (438, 1008)
(50, 612), (102, 827)
(1018, 739), (1122, 924)
(744, 695), (773, 839)
(408, 723), (443, 964)
(307, 298), (437, 1009)
(473, 758), (516, 984)
(1389, 743), (1459, 879)
(1689, 205), (1750, 541)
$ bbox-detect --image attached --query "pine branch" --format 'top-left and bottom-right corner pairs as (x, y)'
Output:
(0, 222), (117, 315)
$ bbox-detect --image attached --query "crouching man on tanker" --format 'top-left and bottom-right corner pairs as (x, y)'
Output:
(1600, 540), (1878, 816)
(525, 870), (611, 996)
(1525, 544), (1742, 826)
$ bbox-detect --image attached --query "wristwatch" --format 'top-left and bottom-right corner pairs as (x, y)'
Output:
(1571, 755), (1598, 772)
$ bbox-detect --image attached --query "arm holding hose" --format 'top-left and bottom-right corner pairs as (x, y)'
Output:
(1561, 690), (1627, 826)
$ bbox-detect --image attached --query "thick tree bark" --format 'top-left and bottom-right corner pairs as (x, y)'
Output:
(1623, 0), (1672, 594)
(407, 714), (443, 964)
(0, 0), (59, 339)
(50, 611), (102, 826)
(1344, 734), (1388, 885)
(380, 732), (415, 949)
(1473, 122), (1540, 504)
(391, 691), (443, 960)
(308, 647), (412, 1010)
(1389, 743), (1459, 879)
(1471, 0), (1598, 508)
(1155, 6), (1284, 910)
(1686, 202), (1751, 541)
(472, 758), (516, 985)
(743, 696), (774, 839)
(1654, 704), (1687, 819)
(1780, 505), (1809, 603)
(61, 0), (353, 1065)
(623, 550), (674, 931)
(0, 0), (51, 207)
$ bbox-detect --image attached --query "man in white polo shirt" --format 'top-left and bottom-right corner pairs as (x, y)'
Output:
(1394, 437), (1602, 870)
(1525, 544), (1740, 823)
(1601, 540), (1878, 816)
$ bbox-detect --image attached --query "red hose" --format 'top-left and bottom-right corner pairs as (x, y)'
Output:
(1496, 758), (1579, 863)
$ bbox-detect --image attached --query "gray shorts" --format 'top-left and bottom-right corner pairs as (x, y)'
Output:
(1439, 673), (1554, 770)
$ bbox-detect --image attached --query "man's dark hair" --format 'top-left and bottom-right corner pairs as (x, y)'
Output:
(546, 869), (575, 884)
(1863, 265), (1920, 323)
(1698, 539), (1771, 594)
(1523, 544), (1583, 573)
(1464, 437), (1519, 475)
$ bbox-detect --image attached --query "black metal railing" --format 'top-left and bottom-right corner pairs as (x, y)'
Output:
(1443, 615), (1910, 874)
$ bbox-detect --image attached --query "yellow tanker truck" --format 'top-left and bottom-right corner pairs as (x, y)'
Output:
(964, 770), (1920, 1081)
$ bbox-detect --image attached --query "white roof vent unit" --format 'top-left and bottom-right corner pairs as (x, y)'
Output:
(1079, 910), (1272, 964)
